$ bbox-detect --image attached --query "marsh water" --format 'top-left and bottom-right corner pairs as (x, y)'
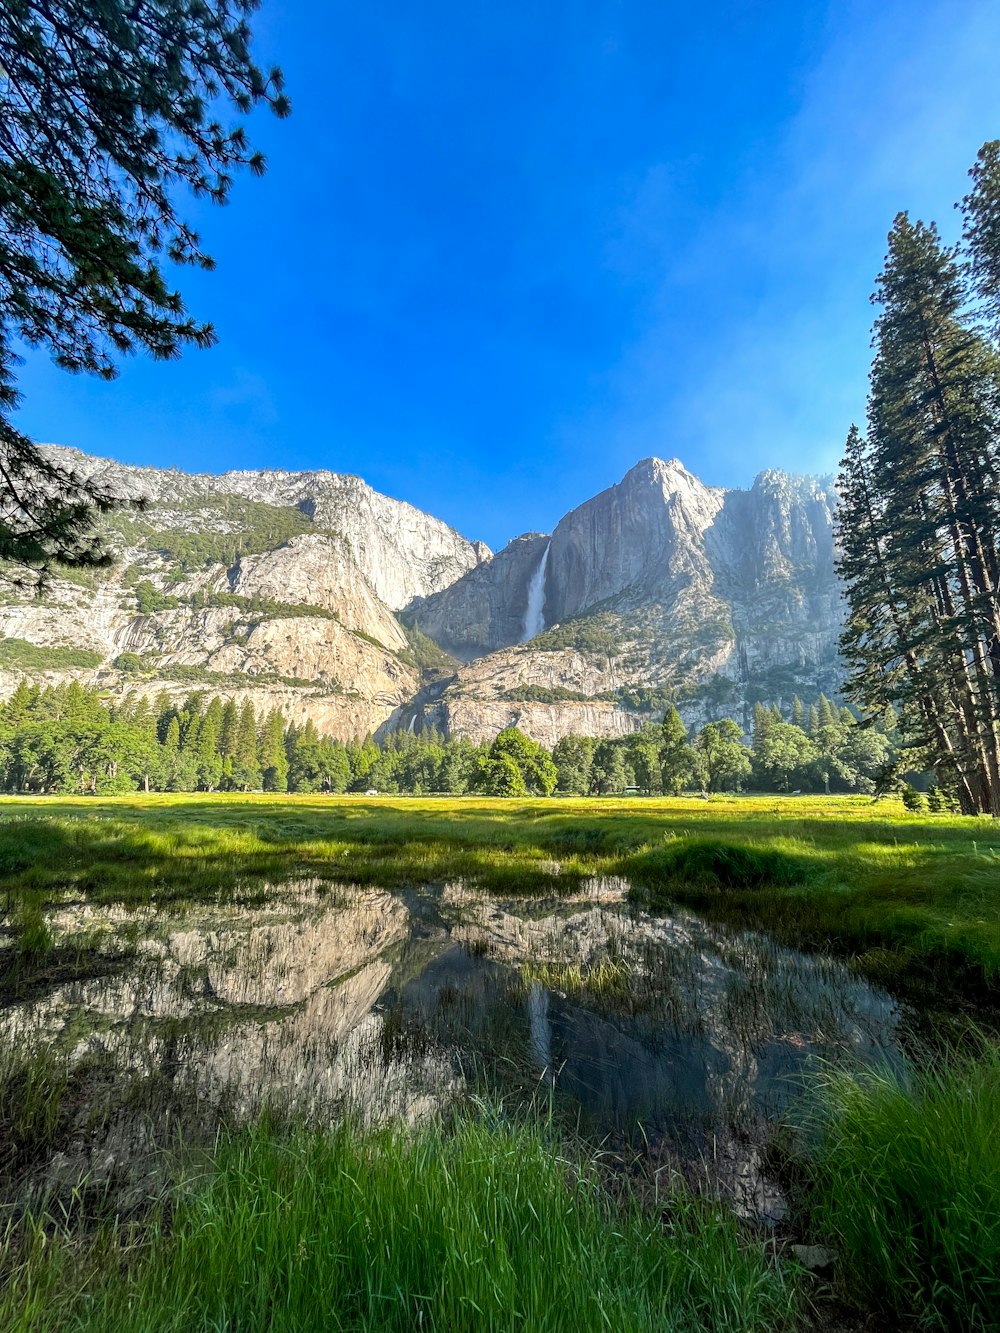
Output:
(4, 878), (907, 1221)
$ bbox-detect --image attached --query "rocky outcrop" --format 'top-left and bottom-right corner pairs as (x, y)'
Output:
(230, 535), (408, 650)
(0, 447), (845, 744)
(39, 445), (490, 609)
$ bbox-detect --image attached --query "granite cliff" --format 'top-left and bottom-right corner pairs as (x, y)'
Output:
(405, 459), (842, 743)
(0, 448), (843, 743)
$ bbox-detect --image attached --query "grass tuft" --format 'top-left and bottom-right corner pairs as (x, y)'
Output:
(797, 1039), (1000, 1331)
(635, 838), (816, 892)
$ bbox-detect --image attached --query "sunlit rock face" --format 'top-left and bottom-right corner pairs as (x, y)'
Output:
(0, 447), (490, 740)
(231, 535), (409, 650)
(40, 446), (489, 610)
(0, 448), (842, 743)
(407, 460), (842, 738)
(544, 458), (726, 622)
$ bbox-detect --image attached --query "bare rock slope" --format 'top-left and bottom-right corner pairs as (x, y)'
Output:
(406, 459), (842, 742)
(0, 449), (843, 743)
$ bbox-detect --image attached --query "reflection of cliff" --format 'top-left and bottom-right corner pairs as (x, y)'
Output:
(195, 965), (458, 1123)
(6, 884), (455, 1125)
(26, 883), (410, 1018)
(438, 879), (901, 1139)
(7, 877), (903, 1212)
(166, 887), (409, 1007)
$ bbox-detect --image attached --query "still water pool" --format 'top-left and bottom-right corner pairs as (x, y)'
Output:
(5, 877), (906, 1219)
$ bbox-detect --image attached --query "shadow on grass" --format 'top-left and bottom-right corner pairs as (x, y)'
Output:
(2, 797), (1000, 1005)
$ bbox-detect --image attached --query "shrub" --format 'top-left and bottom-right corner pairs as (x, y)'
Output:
(644, 838), (814, 891)
(134, 581), (179, 614)
(501, 684), (593, 703)
(112, 652), (148, 674)
(901, 783), (926, 812)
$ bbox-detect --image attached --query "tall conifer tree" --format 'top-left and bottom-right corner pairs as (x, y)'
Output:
(837, 210), (1000, 814)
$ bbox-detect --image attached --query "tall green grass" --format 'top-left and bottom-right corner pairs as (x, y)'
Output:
(1, 1116), (800, 1333)
(799, 1041), (1000, 1330)
(0, 1045), (70, 1180)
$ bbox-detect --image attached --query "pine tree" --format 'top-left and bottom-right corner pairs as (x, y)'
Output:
(963, 140), (1000, 335)
(0, 1), (287, 577)
(163, 716), (181, 752)
(259, 709), (289, 792)
(751, 703), (773, 748)
(232, 701), (261, 791)
(323, 740), (351, 794)
(816, 694), (837, 729)
(194, 713), (223, 791)
(219, 699), (240, 760)
(837, 210), (1000, 814)
(4, 680), (37, 725)
(552, 736), (594, 795)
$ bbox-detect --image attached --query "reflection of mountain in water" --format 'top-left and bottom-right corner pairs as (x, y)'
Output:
(8, 877), (905, 1216)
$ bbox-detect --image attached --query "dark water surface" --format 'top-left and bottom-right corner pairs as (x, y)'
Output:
(5, 878), (906, 1220)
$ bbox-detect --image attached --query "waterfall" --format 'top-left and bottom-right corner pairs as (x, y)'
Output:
(527, 980), (553, 1082)
(521, 541), (550, 641)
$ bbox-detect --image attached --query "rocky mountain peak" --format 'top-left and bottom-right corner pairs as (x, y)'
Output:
(619, 455), (712, 497)
(750, 467), (835, 497)
(3, 446), (846, 749)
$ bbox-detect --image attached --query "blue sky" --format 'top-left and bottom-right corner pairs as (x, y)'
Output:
(14, 0), (1000, 549)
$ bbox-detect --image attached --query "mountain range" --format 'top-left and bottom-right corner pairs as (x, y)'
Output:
(0, 447), (844, 743)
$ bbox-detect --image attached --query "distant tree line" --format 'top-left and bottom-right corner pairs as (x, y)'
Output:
(0, 683), (900, 798)
(837, 140), (1000, 815)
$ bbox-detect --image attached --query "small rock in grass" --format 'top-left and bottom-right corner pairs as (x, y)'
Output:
(790, 1243), (837, 1273)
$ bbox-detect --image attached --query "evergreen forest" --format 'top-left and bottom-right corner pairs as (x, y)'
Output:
(0, 681), (901, 800)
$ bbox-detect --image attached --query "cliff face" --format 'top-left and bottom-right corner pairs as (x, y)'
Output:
(0, 447), (489, 739)
(405, 459), (842, 738)
(404, 534), (550, 661)
(0, 448), (844, 744)
(44, 446), (490, 610)
(545, 458), (726, 621)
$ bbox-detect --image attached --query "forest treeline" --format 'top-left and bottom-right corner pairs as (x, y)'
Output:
(0, 681), (901, 798)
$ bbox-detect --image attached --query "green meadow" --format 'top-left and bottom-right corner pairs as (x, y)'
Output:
(2, 792), (1000, 1330)
(3, 791), (999, 999)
